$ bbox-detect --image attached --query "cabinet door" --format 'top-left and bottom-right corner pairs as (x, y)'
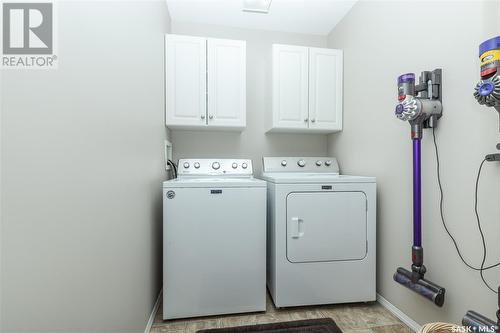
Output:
(165, 34), (207, 128)
(308, 48), (343, 131)
(207, 38), (246, 129)
(272, 44), (309, 130)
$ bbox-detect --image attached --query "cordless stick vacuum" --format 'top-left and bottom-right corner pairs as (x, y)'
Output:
(461, 35), (500, 333)
(393, 69), (446, 307)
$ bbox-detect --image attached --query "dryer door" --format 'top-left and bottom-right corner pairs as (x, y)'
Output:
(286, 191), (367, 263)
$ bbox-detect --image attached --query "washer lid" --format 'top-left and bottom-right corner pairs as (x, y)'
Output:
(163, 177), (266, 188)
(260, 173), (375, 184)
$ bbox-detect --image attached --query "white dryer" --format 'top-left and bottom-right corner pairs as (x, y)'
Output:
(261, 157), (376, 308)
(163, 159), (266, 320)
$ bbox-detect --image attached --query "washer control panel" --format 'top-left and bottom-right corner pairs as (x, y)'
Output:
(263, 157), (340, 173)
(178, 159), (253, 176)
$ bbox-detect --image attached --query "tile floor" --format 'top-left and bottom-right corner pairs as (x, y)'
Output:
(150, 293), (413, 333)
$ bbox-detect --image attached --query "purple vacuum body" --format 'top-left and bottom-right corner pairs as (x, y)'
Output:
(393, 70), (445, 307)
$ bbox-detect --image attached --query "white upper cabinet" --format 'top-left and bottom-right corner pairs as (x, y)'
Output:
(207, 38), (246, 129)
(269, 44), (343, 133)
(308, 47), (343, 131)
(165, 34), (246, 131)
(272, 45), (309, 130)
(165, 35), (207, 128)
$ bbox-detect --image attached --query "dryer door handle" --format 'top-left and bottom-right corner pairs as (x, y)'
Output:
(291, 217), (304, 238)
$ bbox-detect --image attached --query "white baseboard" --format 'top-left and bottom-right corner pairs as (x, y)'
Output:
(144, 289), (162, 333)
(377, 293), (421, 332)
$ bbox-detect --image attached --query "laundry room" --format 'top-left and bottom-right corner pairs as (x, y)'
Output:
(1, 1), (499, 333)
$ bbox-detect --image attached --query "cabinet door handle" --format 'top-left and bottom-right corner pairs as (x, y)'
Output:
(201, 114), (206, 119)
(209, 115), (214, 119)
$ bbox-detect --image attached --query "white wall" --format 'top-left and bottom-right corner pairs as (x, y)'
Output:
(327, 0), (500, 325)
(0, 1), (170, 332)
(169, 22), (329, 174)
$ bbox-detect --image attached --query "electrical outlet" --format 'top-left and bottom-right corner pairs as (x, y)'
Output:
(164, 140), (173, 170)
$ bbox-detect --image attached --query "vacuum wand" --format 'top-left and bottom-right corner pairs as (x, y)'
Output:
(393, 69), (446, 307)
(413, 139), (422, 249)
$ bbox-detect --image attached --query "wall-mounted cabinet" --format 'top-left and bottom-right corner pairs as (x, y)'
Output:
(165, 34), (246, 131)
(269, 44), (343, 133)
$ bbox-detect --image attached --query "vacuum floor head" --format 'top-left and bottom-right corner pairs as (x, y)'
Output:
(393, 267), (445, 307)
(462, 311), (499, 333)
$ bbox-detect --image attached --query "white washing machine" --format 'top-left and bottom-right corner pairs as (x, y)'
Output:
(163, 159), (266, 320)
(261, 157), (376, 308)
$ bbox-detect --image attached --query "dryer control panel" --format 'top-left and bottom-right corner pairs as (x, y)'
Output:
(178, 159), (253, 177)
(263, 157), (340, 173)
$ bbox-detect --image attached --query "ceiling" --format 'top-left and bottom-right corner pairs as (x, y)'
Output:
(165, 0), (357, 36)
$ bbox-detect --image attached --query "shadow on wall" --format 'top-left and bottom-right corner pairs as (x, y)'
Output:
(170, 130), (329, 175)
(149, 188), (164, 301)
(171, 131), (244, 159)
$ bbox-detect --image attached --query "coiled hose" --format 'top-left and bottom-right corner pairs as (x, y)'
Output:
(418, 322), (456, 333)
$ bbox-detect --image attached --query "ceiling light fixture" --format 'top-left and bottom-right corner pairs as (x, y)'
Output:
(242, 0), (272, 14)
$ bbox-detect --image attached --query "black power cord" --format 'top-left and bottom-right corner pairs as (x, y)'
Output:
(432, 127), (499, 293)
(167, 159), (177, 178)
(475, 159), (498, 294)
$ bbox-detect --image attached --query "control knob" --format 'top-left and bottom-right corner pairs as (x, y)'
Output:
(212, 162), (220, 170)
(297, 159), (306, 167)
(232, 163), (238, 169)
(194, 162), (200, 169)
(281, 160), (287, 167)
(316, 160), (322, 166)
(242, 162), (248, 169)
(325, 160), (332, 166)
(183, 162), (190, 169)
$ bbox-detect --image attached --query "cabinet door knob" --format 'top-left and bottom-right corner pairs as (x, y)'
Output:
(311, 118), (316, 123)
(209, 115), (214, 119)
(304, 118), (309, 122)
(201, 114), (206, 119)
